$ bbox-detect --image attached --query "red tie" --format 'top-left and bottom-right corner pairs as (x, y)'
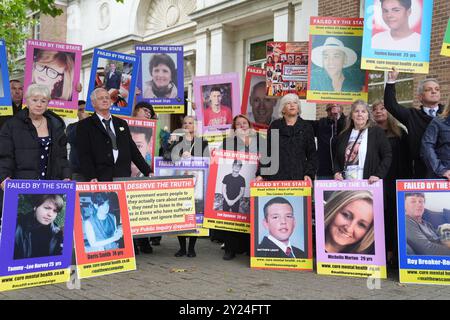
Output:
(285, 247), (292, 257)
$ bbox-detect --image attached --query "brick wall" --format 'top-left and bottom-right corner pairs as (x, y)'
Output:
(40, 5), (67, 42)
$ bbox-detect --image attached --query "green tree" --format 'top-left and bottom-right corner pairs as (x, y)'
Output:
(0, 0), (123, 73)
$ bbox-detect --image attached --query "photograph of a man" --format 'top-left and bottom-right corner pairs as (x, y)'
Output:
(130, 126), (153, 177)
(372, 0), (421, 52)
(405, 192), (450, 256)
(221, 160), (246, 213)
(105, 63), (122, 91)
(203, 85), (232, 127)
(248, 81), (278, 126)
(256, 197), (305, 258)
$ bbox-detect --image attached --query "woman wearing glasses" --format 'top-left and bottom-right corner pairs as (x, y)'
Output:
(32, 49), (75, 101)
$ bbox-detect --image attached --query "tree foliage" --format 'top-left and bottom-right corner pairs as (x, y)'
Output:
(0, 0), (124, 73)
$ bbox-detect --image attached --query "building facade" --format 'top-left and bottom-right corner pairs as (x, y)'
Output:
(15, 0), (450, 127)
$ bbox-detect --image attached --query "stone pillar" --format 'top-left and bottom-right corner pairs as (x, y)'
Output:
(195, 30), (210, 76)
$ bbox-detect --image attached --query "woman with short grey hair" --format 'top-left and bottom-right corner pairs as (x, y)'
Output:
(0, 84), (71, 193)
(258, 93), (318, 182)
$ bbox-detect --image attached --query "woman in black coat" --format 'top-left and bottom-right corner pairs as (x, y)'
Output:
(258, 93), (317, 182)
(333, 100), (392, 183)
(372, 99), (411, 265)
(0, 84), (70, 183)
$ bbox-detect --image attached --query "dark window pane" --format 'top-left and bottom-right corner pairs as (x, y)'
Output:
(368, 84), (384, 104)
(250, 39), (273, 62)
(395, 80), (414, 102)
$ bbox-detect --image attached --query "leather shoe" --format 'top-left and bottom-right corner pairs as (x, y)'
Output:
(175, 250), (186, 257)
(187, 250), (196, 258)
(223, 251), (235, 260)
(140, 240), (153, 254)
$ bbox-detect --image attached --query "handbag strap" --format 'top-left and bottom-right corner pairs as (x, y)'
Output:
(343, 129), (363, 174)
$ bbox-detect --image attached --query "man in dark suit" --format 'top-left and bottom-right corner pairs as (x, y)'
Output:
(76, 87), (151, 182)
(104, 63), (122, 91)
(256, 197), (305, 258)
(384, 67), (444, 178)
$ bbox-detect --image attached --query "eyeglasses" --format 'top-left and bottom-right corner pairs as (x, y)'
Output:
(34, 63), (64, 79)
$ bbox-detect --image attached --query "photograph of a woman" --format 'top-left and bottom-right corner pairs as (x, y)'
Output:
(143, 53), (178, 99)
(83, 192), (123, 253)
(324, 190), (375, 254)
(32, 49), (75, 101)
(14, 194), (65, 259)
(310, 37), (365, 93)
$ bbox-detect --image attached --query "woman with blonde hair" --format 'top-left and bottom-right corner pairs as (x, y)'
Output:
(333, 100), (391, 184)
(32, 49), (75, 101)
(324, 190), (374, 254)
(421, 96), (450, 180)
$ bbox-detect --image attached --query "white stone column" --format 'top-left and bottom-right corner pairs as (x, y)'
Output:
(209, 25), (233, 74)
(273, 4), (291, 42)
(66, 0), (82, 44)
(293, 0), (319, 42)
(195, 30), (210, 76)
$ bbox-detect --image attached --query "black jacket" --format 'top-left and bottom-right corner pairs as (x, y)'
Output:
(309, 115), (347, 176)
(14, 213), (63, 259)
(256, 236), (305, 258)
(76, 114), (151, 181)
(261, 117), (317, 180)
(333, 126), (392, 179)
(384, 83), (444, 177)
(0, 108), (71, 182)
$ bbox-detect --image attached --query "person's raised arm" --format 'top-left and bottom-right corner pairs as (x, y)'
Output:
(384, 68), (410, 125)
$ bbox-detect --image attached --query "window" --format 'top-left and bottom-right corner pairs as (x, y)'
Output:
(368, 71), (414, 108)
(246, 35), (273, 69)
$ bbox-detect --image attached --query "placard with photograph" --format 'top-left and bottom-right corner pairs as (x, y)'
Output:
(0, 39), (12, 116)
(135, 45), (184, 114)
(193, 73), (240, 134)
(121, 116), (157, 177)
(23, 40), (82, 118)
(397, 180), (450, 285)
(314, 180), (386, 279)
(307, 17), (368, 104)
(86, 49), (139, 117)
(266, 42), (308, 99)
(0, 180), (76, 291)
(241, 66), (280, 131)
(250, 180), (313, 271)
(204, 150), (258, 233)
(441, 19), (450, 57)
(361, 0), (433, 73)
(74, 182), (136, 279)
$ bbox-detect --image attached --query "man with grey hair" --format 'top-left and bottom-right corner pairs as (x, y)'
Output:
(76, 87), (151, 182)
(384, 67), (444, 178)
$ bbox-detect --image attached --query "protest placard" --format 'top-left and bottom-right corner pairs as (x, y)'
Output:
(250, 180), (313, 271)
(0, 180), (76, 291)
(314, 180), (386, 279)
